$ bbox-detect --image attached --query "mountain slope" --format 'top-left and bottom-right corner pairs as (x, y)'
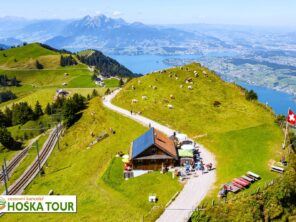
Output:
(0, 43), (134, 75)
(3, 98), (181, 222)
(78, 49), (136, 77)
(113, 63), (283, 197)
(0, 43), (135, 89)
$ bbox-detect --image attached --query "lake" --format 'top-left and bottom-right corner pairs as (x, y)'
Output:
(110, 54), (292, 115)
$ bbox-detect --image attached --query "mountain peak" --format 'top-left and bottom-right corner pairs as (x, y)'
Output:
(80, 14), (125, 26)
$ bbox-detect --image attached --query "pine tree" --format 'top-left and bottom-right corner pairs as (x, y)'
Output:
(91, 89), (98, 98)
(0, 110), (7, 127)
(105, 88), (111, 95)
(0, 127), (21, 150)
(4, 107), (12, 126)
(45, 103), (51, 115)
(11, 77), (19, 86)
(119, 78), (124, 86)
(34, 101), (43, 119)
(36, 60), (44, 69)
(60, 55), (64, 66)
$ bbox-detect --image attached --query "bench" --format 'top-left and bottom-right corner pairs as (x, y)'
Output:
(233, 178), (249, 187)
(247, 171), (260, 179)
(232, 180), (244, 189)
(226, 182), (240, 193)
(241, 175), (254, 182)
(271, 165), (284, 173)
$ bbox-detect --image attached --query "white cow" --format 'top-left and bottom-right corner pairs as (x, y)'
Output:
(168, 104), (174, 109)
(132, 99), (138, 104)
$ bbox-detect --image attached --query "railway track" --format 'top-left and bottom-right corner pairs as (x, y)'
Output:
(0, 137), (39, 182)
(3, 124), (62, 195)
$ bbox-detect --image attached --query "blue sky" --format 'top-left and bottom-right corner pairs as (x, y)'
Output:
(0, 0), (296, 27)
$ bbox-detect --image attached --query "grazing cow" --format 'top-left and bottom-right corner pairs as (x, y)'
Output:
(153, 86), (158, 90)
(188, 85), (193, 90)
(131, 85), (136, 90)
(185, 77), (193, 82)
(170, 95), (175, 99)
(163, 99), (169, 103)
(168, 104), (174, 109)
(142, 95), (148, 100)
(132, 99), (138, 104)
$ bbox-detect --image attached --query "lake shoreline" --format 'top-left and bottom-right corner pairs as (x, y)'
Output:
(109, 54), (293, 115)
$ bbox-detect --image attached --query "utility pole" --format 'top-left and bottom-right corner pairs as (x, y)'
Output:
(35, 140), (42, 176)
(50, 107), (62, 152)
(56, 122), (61, 152)
(2, 165), (8, 195)
(3, 158), (9, 181)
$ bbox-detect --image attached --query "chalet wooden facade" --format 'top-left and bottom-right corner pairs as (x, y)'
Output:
(129, 128), (178, 170)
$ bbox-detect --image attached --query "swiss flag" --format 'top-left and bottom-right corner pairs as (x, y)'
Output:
(287, 109), (296, 125)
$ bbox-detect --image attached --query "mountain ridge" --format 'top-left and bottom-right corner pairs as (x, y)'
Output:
(0, 43), (135, 77)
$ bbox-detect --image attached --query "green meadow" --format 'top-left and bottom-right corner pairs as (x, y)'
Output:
(4, 99), (182, 222)
(113, 63), (283, 198)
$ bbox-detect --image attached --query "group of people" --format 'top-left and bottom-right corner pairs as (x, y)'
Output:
(181, 149), (213, 175)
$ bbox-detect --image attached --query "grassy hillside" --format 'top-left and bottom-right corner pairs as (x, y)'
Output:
(0, 43), (104, 113)
(0, 43), (59, 69)
(0, 43), (95, 89)
(113, 63), (283, 198)
(0, 88), (105, 110)
(4, 98), (181, 222)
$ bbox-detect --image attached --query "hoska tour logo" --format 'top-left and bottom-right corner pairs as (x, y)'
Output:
(0, 197), (6, 210)
(0, 195), (76, 213)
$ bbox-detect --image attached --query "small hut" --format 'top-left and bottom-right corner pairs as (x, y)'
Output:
(129, 128), (178, 170)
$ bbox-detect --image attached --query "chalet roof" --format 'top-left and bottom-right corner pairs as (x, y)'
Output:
(131, 128), (154, 159)
(154, 129), (177, 158)
(130, 128), (177, 160)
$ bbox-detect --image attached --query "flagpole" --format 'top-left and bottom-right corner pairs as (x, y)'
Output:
(283, 107), (290, 149)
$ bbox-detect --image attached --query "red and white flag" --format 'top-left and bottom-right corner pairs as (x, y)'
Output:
(287, 109), (296, 125)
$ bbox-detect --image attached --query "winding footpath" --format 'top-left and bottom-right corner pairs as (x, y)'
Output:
(103, 89), (216, 222)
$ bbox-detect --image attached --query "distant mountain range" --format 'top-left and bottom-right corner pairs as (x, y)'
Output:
(0, 15), (295, 56)
(0, 15), (233, 54)
(1, 15), (296, 95)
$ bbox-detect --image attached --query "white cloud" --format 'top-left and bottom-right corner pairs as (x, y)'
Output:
(112, 11), (122, 17)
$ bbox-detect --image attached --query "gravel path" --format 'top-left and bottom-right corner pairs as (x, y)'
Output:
(103, 89), (216, 222)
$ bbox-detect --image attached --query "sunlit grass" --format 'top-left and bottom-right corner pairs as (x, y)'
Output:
(113, 63), (283, 199)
